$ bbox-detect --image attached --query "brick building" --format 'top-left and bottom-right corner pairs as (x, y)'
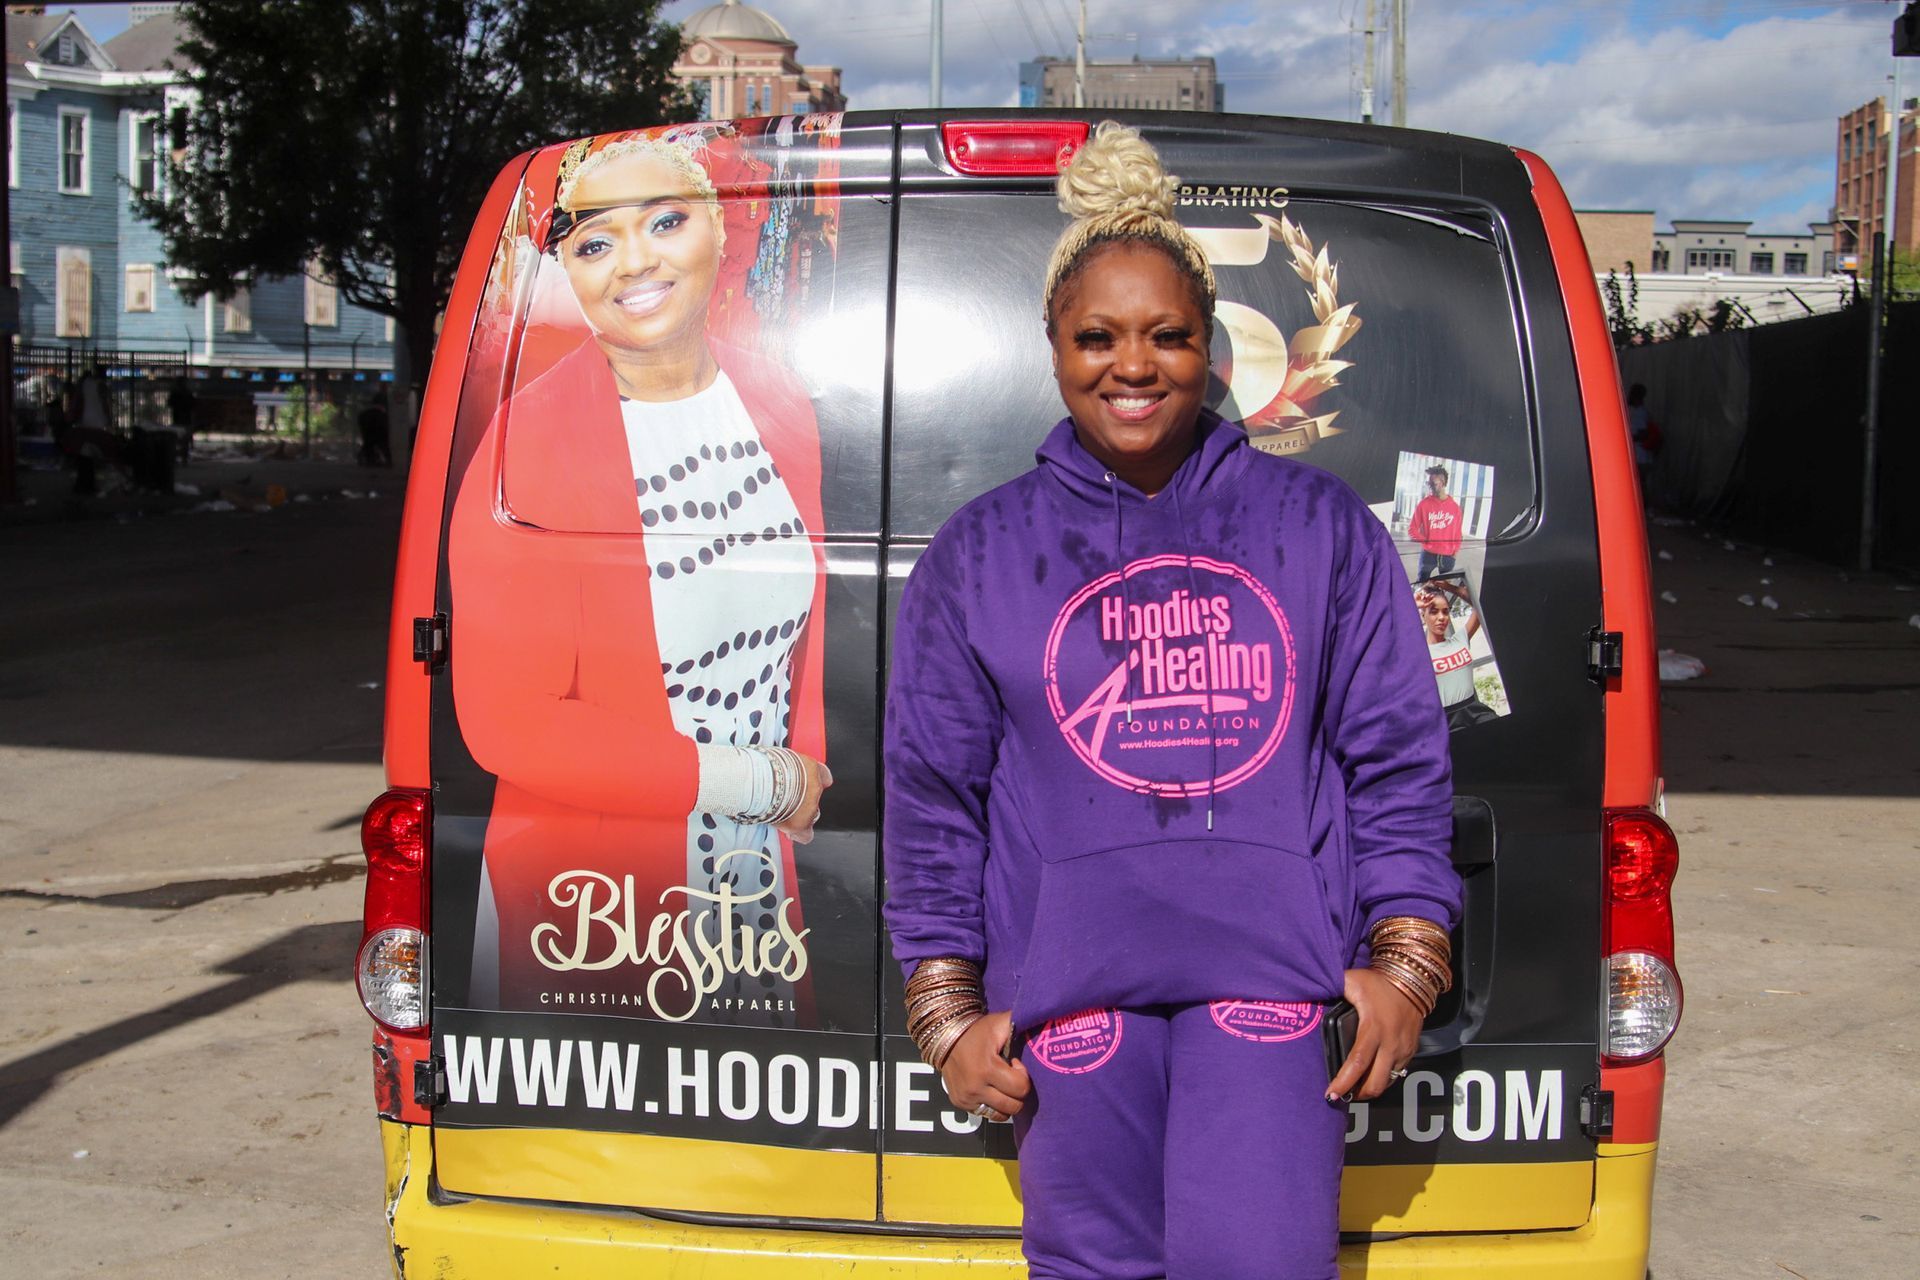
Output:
(672, 1), (844, 119)
(1833, 96), (1919, 269)
(1573, 210), (1656, 274)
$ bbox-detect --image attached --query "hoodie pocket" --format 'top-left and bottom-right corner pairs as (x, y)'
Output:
(1010, 837), (1347, 1031)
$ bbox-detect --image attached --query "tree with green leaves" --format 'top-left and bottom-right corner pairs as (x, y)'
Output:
(139, 0), (698, 436)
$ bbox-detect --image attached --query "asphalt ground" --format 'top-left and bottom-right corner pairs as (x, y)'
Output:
(0, 470), (1915, 1277)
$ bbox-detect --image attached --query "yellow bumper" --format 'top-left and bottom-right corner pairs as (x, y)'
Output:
(381, 1122), (1656, 1278)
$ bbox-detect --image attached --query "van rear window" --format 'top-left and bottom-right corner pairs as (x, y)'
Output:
(889, 193), (1534, 539)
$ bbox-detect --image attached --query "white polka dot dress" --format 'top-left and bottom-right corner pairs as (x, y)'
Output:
(622, 371), (813, 1026)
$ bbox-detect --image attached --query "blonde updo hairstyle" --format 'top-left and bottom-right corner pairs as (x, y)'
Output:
(1042, 122), (1217, 340)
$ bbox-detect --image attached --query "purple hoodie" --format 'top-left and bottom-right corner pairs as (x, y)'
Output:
(883, 411), (1461, 1033)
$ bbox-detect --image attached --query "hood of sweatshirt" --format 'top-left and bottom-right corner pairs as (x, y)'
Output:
(1033, 407), (1252, 509)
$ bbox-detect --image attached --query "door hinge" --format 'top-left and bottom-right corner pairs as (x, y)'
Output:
(412, 613), (448, 670)
(1586, 627), (1624, 684)
(1580, 1084), (1615, 1139)
(413, 1057), (447, 1109)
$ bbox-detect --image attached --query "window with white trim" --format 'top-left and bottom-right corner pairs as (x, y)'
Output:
(58, 108), (89, 195)
(130, 113), (161, 193)
(56, 247), (92, 337)
(223, 286), (252, 333)
(304, 265), (339, 326)
(125, 264), (157, 313)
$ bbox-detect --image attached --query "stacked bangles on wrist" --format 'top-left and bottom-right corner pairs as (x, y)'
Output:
(905, 957), (987, 1071)
(1367, 916), (1454, 1018)
(721, 744), (806, 825)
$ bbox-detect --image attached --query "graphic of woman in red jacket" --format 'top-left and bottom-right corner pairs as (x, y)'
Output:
(448, 127), (832, 1025)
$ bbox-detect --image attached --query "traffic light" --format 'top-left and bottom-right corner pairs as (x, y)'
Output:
(1897, 1), (1920, 57)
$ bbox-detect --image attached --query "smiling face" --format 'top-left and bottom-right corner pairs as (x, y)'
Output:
(558, 150), (722, 362)
(1049, 242), (1212, 494)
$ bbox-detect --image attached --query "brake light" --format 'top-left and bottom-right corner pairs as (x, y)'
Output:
(1603, 808), (1682, 1063)
(1607, 811), (1678, 901)
(357, 788), (431, 1032)
(942, 121), (1089, 176)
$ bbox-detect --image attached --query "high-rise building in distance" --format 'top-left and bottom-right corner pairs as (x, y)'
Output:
(1019, 56), (1222, 113)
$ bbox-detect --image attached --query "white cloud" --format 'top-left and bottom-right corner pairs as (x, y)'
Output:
(665, 0), (1894, 230)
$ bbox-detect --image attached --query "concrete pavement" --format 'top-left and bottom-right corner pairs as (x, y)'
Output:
(0, 474), (1915, 1277)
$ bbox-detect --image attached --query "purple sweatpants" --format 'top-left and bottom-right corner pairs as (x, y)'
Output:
(1012, 1002), (1344, 1280)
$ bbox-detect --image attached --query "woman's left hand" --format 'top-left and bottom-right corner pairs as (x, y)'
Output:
(1326, 967), (1425, 1103)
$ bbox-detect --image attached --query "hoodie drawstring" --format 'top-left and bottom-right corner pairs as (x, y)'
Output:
(1107, 472), (1137, 724)
(1171, 482), (1219, 832)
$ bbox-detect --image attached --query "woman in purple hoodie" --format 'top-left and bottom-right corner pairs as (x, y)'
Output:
(883, 123), (1462, 1279)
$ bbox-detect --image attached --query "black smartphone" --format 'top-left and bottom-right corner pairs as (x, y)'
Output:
(1321, 999), (1360, 1083)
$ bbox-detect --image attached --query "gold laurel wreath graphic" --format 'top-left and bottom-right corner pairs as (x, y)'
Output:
(1240, 212), (1363, 453)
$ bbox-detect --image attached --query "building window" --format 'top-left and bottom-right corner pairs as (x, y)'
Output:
(1749, 252), (1774, 274)
(1651, 247), (1671, 272)
(10, 241), (22, 279)
(1685, 248), (1734, 272)
(304, 265), (339, 327)
(130, 114), (161, 192)
(223, 286), (252, 333)
(1822, 251), (1836, 274)
(58, 108), (89, 195)
(7, 102), (15, 189)
(124, 263), (156, 312)
(55, 247), (92, 337)
(58, 33), (75, 64)
(1783, 253), (1808, 276)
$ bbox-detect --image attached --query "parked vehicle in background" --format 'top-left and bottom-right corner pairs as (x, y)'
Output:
(358, 109), (1680, 1277)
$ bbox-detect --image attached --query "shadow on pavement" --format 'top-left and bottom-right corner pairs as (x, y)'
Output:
(0, 918), (360, 1128)
(0, 854), (362, 910)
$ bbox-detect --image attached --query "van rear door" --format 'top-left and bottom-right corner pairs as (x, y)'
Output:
(877, 113), (1605, 1234)
(422, 116), (898, 1223)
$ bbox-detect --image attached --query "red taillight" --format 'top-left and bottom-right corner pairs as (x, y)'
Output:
(358, 788), (431, 1034)
(942, 121), (1089, 176)
(1604, 808), (1682, 1063)
(361, 787), (430, 932)
(1603, 809), (1677, 955)
(1606, 811), (1679, 903)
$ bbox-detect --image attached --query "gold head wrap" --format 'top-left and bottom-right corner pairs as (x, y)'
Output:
(1041, 122), (1217, 328)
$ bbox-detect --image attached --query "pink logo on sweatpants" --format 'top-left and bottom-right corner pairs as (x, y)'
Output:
(1030, 1009), (1124, 1074)
(1209, 1000), (1322, 1042)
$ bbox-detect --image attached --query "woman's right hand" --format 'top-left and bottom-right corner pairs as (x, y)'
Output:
(939, 1010), (1031, 1122)
(772, 753), (833, 845)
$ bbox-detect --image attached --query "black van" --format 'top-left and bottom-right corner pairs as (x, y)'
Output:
(358, 109), (1680, 1277)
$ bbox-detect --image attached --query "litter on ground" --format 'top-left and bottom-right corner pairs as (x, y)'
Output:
(1659, 650), (1707, 681)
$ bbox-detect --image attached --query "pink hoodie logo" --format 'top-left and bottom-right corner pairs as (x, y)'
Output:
(1043, 555), (1296, 796)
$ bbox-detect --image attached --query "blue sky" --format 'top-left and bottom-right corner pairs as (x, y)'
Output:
(61, 0), (1906, 233)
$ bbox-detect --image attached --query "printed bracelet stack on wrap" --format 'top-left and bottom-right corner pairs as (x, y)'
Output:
(905, 957), (988, 1071)
(1368, 916), (1454, 1017)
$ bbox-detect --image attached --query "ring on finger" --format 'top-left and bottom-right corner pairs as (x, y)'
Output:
(972, 1102), (993, 1117)
(1389, 1066), (1409, 1081)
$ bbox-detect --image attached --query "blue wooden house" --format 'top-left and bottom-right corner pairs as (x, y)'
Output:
(6, 9), (392, 373)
